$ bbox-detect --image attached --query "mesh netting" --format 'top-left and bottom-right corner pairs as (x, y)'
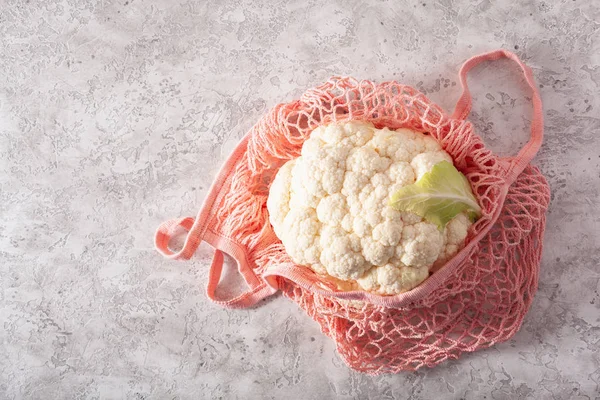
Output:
(213, 76), (549, 373)
(155, 51), (550, 374)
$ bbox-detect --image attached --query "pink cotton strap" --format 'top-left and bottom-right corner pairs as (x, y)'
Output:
(154, 134), (278, 309)
(155, 217), (200, 260)
(155, 136), (251, 262)
(155, 217), (278, 308)
(452, 49), (544, 184)
(206, 249), (278, 309)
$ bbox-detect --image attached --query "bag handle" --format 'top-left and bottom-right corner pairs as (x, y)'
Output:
(452, 49), (544, 183)
(155, 217), (202, 260)
(155, 216), (277, 309)
(154, 135), (278, 309)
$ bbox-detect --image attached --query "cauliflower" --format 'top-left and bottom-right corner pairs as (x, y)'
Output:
(266, 121), (473, 295)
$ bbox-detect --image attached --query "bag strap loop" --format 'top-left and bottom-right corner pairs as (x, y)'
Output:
(452, 49), (544, 183)
(155, 217), (277, 309)
(155, 217), (201, 260)
(154, 134), (278, 309)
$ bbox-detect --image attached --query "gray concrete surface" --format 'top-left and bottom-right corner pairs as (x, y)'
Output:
(1, 0), (599, 398)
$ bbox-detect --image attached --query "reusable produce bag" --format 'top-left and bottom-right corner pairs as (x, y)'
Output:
(155, 50), (550, 374)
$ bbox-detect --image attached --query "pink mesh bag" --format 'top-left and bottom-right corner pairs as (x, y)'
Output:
(155, 50), (550, 374)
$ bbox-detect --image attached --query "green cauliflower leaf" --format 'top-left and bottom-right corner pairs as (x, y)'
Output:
(389, 161), (482, 230)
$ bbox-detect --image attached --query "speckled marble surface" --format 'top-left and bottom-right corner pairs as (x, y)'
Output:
(1, 0), (599, 399)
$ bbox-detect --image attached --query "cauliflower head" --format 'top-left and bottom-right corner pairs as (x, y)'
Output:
(266, 121), (472, 295)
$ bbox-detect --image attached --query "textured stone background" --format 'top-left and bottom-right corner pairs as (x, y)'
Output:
(1, 0), (599, 398)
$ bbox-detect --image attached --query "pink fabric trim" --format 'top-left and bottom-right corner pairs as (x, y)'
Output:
(154, 135), (277, 308)
(452, 49), (544, 184)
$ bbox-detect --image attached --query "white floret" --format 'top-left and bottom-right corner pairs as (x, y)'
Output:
(267, 121), (473, 295)
(357, 264), (430, 295)
(411, 151), (453, 180)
